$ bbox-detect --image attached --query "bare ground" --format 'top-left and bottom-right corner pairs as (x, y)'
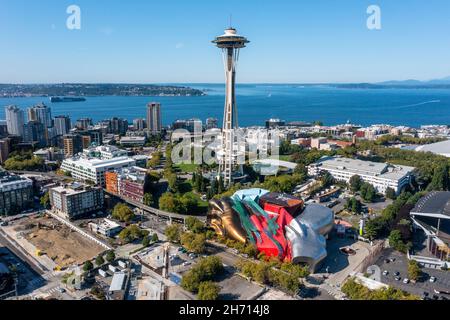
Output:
(14, 215), (104, 268)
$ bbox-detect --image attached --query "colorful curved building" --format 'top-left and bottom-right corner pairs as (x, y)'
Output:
(208, 188), (334, 272)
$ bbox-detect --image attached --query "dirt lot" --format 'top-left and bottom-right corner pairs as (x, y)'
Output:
(13, 215), (104, 268)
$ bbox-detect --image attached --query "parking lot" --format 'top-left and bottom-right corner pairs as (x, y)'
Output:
(375, 249), (450, 299)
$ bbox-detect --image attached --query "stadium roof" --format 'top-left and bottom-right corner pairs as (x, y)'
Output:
(415, 140), (450, 158)
(411, 191), (450, 219)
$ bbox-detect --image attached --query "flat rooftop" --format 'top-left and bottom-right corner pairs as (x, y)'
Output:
(63, 156), (135, 169)
(314, 157), (415, 180)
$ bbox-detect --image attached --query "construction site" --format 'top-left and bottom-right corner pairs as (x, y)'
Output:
(9, 214), (105, 268)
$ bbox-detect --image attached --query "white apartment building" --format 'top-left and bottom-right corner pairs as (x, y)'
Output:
(308, 156), (415, 195)
(61, 156), (136, 186)
(49, 182), (104, 219)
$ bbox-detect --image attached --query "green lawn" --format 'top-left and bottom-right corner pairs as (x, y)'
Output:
(175, 163), (199, 173)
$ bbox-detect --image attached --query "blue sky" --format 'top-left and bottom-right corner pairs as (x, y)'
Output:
(1, 0), (450, 83)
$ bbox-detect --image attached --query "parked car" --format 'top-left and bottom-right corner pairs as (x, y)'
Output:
(382, 270), (389, 276)
(429, 276), (437, 283)
(395, 276), (401, 281)
(403, 278), (410, 284)
(394, 271), (400, 277)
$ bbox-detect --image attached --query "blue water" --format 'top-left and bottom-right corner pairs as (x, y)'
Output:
(1, 84), (450, 127)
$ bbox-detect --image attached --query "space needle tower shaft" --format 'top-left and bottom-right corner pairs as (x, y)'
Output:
(212, 27), (249, 186)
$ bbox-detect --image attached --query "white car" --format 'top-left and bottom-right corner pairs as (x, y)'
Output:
(403, 278), (410, 284)
(429, 276), (437, 283)
(382, 270), (389, 276)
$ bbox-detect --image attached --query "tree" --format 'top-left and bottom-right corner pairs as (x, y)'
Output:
(349, 175), (362, 193)
(142, 236), (151, 247)
(95, 254), (105, 266)
(119, 225), (149, 244)
(346, 197), (362, 214)
(197, 281), (220, 300)
(321, 172), (334, 188)
(428, 163), (450, 191)
(167, 173), (180, 193)
(40, 192), (50, 209)
(407, 260), (422, 281)
(360, 183), (376, 202)
(83, 260), (94, 272)
(143, 193), (154, 207)
(185, 217), (205, 234)
(165, 224), (182, 243)
(159, 192), (183, 213)
(105, 250), (116, 263)
(388, 230), (409, 253)
(385, 187), (397, 200)
(181, 232), (206, 254)
(181, 256), (224, 293)
(112, 203), (135, 222)
(151, 233), (159, 243)
(180, 193), (199, 215)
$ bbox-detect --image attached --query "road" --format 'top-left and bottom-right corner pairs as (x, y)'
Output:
(106, 190), (207, 223)
(0, 228), (47, 275)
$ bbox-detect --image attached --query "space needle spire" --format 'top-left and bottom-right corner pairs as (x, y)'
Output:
(212, 26), (249, 186)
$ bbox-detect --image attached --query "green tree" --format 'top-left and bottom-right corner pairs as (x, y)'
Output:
(321, 172), (334, 188)
(185, 217), (205, 234)
(159, 192), (183, 213)
(197, 281), (220, 300)
(385, 187), (397, 200)
(112, 203), (135, 222)
(349, 175), (362, 193)
(360, 183), (377, 202)
(105, 250), (116, 263)
(407, 260), (422, 281)
(428, 163), (450, 191)
(40, 192), (50, 209)
(181, 256), (224, 293)
(95, 254), (105, 266)
(165, 224), (182, 243)
(143, 193), (154, 207)
(346, 197), (362, 214)
(142, 236), (151, 247)
(151, 233), (159, 242)
(167, 173), (180, 193)
(83, 260), (94, 272)
(181, 232), (206, 254)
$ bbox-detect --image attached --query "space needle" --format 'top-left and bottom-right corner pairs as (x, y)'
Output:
(213, 26), (249, 186)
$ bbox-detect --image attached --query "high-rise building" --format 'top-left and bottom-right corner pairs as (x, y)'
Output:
(133, 118), (146, 131)
(27, 103), (52, 128)
(213, 27), (249, 186)
(76, 118), (92, 130)
(23, 121), (46, 147)
(0, 120), (8, 138)
(5, 105), (24, 137)
(110, 117), (129, 135)
(54, 116), (71, 136)
(0, 139), (10, 164)
(63, 134), (83, 157)
(146, 102), (162, 134)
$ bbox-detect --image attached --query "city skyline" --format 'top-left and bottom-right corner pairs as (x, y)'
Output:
(1, 0), (450, 84)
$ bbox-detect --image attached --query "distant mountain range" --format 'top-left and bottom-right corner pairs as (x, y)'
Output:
(331, 76), (450, 89)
